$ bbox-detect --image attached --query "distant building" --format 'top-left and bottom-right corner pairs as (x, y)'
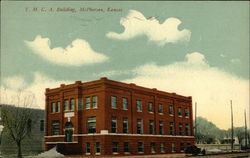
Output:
(45, 78), (195, 156)
(0, 105), (44, 157)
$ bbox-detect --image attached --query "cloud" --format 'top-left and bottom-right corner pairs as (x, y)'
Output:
(25, 35), (108, 66)
(230, 58), (240, 63)
(123, 52), (249, 129)
(106, 10), (191, 45)
(1, 72), (72, 109)
(93, 70), (132, 78)
(2, 76), (27, 90)
(220, 54), (226, 58)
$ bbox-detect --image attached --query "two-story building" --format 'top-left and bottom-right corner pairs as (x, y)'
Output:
(45, 77), (194, 156)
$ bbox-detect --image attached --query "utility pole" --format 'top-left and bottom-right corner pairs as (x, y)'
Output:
(195, 102), (197, 143)
(245, 109), (248, 149)
(230, 100), (234, 152)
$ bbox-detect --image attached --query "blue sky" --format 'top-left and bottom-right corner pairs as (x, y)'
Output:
(1, 1), (249, 129)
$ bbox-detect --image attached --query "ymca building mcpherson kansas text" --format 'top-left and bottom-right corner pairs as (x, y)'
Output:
(45, 77), (195, 156)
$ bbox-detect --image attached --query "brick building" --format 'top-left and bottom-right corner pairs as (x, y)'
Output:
(45, 77), (195, 156)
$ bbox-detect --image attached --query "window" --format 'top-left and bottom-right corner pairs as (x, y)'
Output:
(112, 142), (118, 153)
(171, 143), (175, 152)
(123, 118), (128, 133)
(111, 116), (117, 133)
(136, 100), (142, 112)
(122, 97), (128, 110)
(92, 96), (98, 109)
(179, 123), (183, 135)
(86, 142), (90, 154)
(185, 108), (189, 117)
(185, 124), (190, 136)
(160, 142), (165, 153)
(124, 142), (129, 153)
(169, 105), (174, 115)
(64, 99), (69, 111)
(137, 119), (143, 134)
(51, 120), (59, 135)
(40, 120), (44, 131)
(87, 117), (96, 133)
(70, 99), (74, 111)
(150, 142), (155, 153)
(95, 142), (100, 154)
(111, 96), (117, 109)
(158, 104), (163, 113)
(170, 122), (175, 135)
(178, 107), (182, 117)
(159, 121), (164, 135)
(148, 102), (154, 112)
(86, 97), (91, 109)
(149, 120), (154, 134)
(180, 142), (185, 152)
(138, 142), (144, 153)
(56, 101), (60, 112)
(51, 102), (56, 113)
(27, 119), (32, 133)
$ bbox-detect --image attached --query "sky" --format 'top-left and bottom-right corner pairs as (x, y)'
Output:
(0, 1), (249, 130)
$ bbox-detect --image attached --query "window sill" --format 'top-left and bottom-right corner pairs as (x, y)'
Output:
(123, 109), (128, 110)
(64, 110), (74, 112)
(149, 112), (154, 114)
(169, 114), (174, 116)
(95, 153), (101, 155)
(137, 111), (142, 112)
(159, 113), (163, 115)
(85, 153), (91, 155)
(185, 116), (189, 118)
(124, 152), (130, 154)
(178, 116), (182, 118)
(112, 152), (119, 155)
(138, 152), (144, 154)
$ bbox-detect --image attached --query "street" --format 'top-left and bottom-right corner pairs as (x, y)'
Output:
(65, 152), (250, 158)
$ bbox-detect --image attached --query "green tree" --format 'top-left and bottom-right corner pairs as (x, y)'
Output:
(196, 117), (224, 144)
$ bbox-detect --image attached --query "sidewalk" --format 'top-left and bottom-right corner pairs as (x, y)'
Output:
(65, 152), (250, 158)
(65, 154), (186, 158)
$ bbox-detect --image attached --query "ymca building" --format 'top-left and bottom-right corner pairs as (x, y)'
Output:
(45, 77), (195, 156)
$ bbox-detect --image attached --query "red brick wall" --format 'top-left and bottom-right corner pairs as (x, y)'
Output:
(45, 78), (194, 155)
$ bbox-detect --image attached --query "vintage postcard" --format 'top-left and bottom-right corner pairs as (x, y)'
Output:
(0, 1), (249, 157)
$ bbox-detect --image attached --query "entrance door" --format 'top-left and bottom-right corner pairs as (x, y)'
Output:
(65, 122), (73, 142)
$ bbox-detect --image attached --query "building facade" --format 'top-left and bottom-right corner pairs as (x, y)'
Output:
(45, 77), (195, 156)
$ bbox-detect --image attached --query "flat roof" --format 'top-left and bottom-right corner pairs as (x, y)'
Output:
(46, 77), (192, 101)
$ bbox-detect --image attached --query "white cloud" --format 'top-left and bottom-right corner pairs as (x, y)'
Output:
(93, 70), (132, 78)
(25, 35), (108, 66)
(1, 72), (72, 109)
(123, 52), (249, 129)
(2, 76), (27, 90)
(106, 10), (191, 45)
(220, 53), (226, 58)
(230, 58), (240, 63)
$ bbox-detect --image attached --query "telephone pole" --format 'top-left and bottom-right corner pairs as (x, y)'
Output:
(245, 109), (248, 149)
(230, 100), (234, 152)
(195, 102), (197, 143)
